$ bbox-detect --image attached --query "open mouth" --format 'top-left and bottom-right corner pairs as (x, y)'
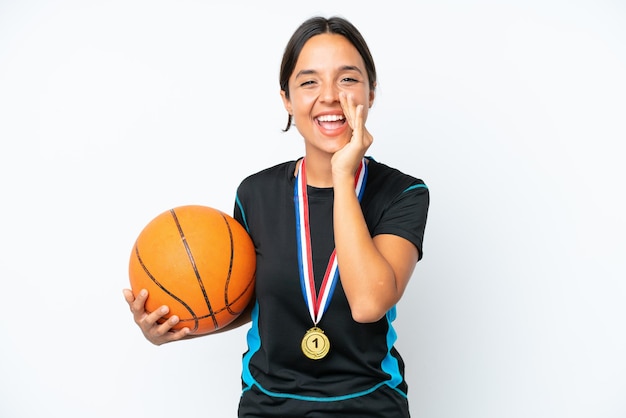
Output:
(315, 114), (346, 130)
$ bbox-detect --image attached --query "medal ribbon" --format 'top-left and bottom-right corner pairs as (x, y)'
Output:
(294, 158), (368, 325)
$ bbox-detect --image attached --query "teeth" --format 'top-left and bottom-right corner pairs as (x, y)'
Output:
(317, 114), (345, 122)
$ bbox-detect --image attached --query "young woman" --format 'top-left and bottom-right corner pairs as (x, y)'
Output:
(124, 16), (429, 417)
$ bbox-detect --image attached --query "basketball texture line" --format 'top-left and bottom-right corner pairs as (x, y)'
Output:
(170, 208), (219, 330)
(220, 212), (237, 315)
(134, 245), (200, 333)
(216, 211), (255, 316)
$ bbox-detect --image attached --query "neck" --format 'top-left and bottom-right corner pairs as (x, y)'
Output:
(298, 154), (334, 188)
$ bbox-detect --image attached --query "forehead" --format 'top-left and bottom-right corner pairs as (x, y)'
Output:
(293, 33), (365, 72)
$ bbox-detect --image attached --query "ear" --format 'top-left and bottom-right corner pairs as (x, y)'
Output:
(280, 90), (292, 115)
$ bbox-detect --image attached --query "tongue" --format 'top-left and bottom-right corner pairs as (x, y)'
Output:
(318, 120), (344, 130)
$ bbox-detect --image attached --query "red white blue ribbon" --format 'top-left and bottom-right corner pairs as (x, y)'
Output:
(294, 158), (368, 325)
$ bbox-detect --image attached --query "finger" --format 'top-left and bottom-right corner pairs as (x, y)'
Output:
(150, 312), (178, 336)
(122, 288), (135, 305)
(159, 327), (191, 344)
(339, 92), (355, 129)
(154, 324), (191, 345)
(142, 304), (170, 328)
(354, 104), (365, 142)
(128, 288), (149, 317)
(338, 92), (348, 123)
(124, 288), (147, 319)
(170, 327), (191, 341)
(149, 315), (191, 343)
(347, 94), (358, 129)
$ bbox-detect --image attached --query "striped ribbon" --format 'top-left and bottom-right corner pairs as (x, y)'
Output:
(294, 158), (368, 325)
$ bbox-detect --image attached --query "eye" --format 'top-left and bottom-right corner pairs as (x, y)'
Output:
(340, 77), (359, 84)
(300, 80), (317, 87)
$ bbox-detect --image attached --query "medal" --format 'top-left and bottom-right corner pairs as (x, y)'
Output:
(301, 326), (330, 360)
(294, 158), (368, 360)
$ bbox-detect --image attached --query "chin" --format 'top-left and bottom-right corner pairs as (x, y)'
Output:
(321, 139), (350, 154)
(303, 130), (350, 155)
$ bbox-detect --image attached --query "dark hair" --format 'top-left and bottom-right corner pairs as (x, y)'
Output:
(279, 16), (377, 131)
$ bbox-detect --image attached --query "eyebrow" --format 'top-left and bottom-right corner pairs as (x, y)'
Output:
(294, 65), (364, 79)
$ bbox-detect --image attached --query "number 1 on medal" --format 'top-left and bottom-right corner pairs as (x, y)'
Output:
(301, 327), (330, 360)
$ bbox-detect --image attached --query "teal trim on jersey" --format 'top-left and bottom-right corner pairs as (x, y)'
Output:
(250, 380), (391, 402)
(380, 306), (405, 394)
(403, 183), (428, 193)
(235, 194), (250, 232)
(241, 301), (261, 388)
(241, 303), (408, 401)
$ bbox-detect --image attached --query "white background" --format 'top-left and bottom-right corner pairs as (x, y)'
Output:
(1, 1), (625, 417)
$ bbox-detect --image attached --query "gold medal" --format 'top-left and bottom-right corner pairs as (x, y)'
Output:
(295, 159), (366, 361)
(301, 327), (330, 360)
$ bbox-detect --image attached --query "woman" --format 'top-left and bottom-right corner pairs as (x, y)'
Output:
(124, 16), (429, 417)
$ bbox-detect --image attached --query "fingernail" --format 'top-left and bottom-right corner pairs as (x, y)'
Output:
(160, 306), (169, 314)
(170, 316), (179, 325)
(140, 289), (147, 297)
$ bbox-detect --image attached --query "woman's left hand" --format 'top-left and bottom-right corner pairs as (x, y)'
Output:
(331, 92), (373, 179)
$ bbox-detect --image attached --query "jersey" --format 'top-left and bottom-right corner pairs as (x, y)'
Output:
(233, 157), (429, 417)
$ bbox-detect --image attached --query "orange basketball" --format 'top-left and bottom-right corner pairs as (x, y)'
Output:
(128, 205), (256, 335)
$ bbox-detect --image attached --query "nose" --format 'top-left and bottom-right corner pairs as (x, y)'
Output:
(319, 82), (339, 104)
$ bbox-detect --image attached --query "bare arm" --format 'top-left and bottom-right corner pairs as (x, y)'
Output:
(332, 93), (418, 323)
(333, 176), (418, 323)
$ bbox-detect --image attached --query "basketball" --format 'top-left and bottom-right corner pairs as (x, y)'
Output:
(128, 205), (256, 335)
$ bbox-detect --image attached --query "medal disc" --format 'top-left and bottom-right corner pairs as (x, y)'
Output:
(301, 327), (330, 360)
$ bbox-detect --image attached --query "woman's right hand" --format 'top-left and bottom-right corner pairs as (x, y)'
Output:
(123, 288), (190, 345)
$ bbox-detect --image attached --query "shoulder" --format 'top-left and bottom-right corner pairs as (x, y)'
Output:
(366, 157), (429, 199)
(364, 158), (430, 258)
(237, 159), (298, 197)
